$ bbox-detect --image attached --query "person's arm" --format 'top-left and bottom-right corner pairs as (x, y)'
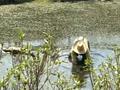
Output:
(88, 41), (90, 51)
(68, 53), (72, 62)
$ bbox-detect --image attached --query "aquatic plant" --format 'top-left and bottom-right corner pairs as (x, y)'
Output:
(90, 48), (120, 90)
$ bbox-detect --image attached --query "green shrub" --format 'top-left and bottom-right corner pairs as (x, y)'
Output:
(0, 31), (61, 89)
(91, 48), (120, 90)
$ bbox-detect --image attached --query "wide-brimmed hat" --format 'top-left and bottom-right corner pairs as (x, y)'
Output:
(71, 36), (89, 54)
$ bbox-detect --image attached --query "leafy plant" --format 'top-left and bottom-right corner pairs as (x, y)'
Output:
(0, 31), (61, 90)
(91, 48), (120, 90)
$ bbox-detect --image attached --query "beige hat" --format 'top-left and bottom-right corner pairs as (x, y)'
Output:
(71, 36), (89, 54)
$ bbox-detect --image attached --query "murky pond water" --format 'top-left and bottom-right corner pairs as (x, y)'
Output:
(0, 34), (119, 89)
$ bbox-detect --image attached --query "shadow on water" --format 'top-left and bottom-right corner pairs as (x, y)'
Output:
(71, 64), (90, 88)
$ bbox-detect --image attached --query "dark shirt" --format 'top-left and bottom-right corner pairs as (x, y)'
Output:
(68, 51), (87, 66)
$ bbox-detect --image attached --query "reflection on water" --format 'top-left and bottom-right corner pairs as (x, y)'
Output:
(72, 64), (90, 88)
(0, 36), (116, 89)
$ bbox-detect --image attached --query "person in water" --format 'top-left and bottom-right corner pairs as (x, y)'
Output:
(68, 36), (90, 66)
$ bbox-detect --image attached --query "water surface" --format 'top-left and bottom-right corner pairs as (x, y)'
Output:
(0, 35), (117, 89)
